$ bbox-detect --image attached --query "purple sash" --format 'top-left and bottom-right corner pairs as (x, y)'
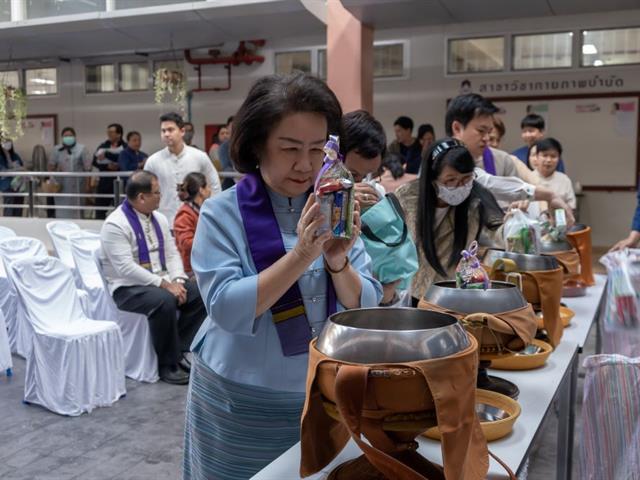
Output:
(121, 199), (166, 271)
(237, 172), (337, 357)
(482, 146), (497, 175)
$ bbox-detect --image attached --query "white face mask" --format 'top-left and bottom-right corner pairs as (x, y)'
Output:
(1, 141), (12, 151)
(435, 181), (473, 206)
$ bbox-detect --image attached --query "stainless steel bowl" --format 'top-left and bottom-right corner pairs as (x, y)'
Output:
(476, 403), (510, 422)
(316, 307), (470, 364)
(483, 248), (559, 272)
(516, 344), (544, 356)
(423, 281), (528, 315)
(539, 237), (573, 253)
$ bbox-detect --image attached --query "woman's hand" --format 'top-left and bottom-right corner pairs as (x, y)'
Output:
(610, 231), (640, 252)
(354, 183), (380, 209)
(323, 201), (361, 270)
(293, 194), (331, 264)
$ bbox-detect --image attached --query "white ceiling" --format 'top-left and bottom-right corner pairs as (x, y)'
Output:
(1, 0), (639, 63)
(0, 0), (325, 62)
(341, 0), (640, 28)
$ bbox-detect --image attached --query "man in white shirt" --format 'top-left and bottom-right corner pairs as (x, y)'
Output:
(144, 112), (221, 225)
(446, 93), (574, 224)
(100, 171), (206, 385)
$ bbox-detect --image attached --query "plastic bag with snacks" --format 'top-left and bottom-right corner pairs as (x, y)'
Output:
(455, 241), (489, 290)
(314, 135), (355, 239)
(504, 209), (540, 254)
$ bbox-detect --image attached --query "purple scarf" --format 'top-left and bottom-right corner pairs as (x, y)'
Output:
(482, 146), (497, 175)
(237, 171), (337, 357)
(121, 199), (166, 271)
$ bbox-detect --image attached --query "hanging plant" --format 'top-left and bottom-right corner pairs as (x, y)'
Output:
(0, 84), (27, 140)
(153, 68), (187, 113)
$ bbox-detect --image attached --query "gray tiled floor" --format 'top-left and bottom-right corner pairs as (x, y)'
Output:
(1, 326), (597, 480)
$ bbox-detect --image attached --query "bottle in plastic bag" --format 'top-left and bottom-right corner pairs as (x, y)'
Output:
(314, 135), (355, 239)
(455, 241), (489, 289)
(504, 209), (540, 254)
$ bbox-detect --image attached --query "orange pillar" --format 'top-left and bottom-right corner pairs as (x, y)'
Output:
(327, 0), (373, 114)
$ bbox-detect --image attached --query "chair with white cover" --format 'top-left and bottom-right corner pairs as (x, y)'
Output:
(46, 221), (81, 284)
(0, 225), (16, 240)
(0, 309), (12, 376)
(69, 230), (159, 383)
(0, 237), (48, 357)
(9, 256), (126, 415)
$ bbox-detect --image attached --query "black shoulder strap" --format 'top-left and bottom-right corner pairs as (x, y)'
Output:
(361, 193), (408, 247)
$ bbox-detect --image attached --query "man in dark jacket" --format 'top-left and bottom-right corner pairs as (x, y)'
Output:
(93, 123), (126, 219)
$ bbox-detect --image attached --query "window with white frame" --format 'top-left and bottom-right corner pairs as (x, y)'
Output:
(275, 51), (312, 75)
(582, 27), (640, 67)
(513, 32), (573, 70)
(374, 43), (405, 78)
(26, 0), (105, 19)
(0, 0), (10, 22)
(25, 68), (57, 95)
(317, 42), (406, 80)
(0, 70), (20, 89)
(448, 37), (504, 73)
(85, 64), (115, 93)
(120, 62), (149, 91)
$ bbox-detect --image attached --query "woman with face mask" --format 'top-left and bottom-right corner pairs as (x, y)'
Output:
(48, 127), (92, 219)
(0, 138), (25, 216)
(395, 138), (505, 304)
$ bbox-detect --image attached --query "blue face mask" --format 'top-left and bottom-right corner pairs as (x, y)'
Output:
(62, 136), (76, 147)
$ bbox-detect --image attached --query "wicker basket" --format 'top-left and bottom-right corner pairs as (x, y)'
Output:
(490, 339), (553, 371)
(423, 389), (521, 442)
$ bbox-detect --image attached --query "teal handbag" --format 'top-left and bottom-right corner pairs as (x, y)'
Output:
(360, 193), (419, 290)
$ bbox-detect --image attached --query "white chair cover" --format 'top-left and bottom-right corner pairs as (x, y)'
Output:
(0, 237), (48, 357)
(0, 309), (12, 375)
(46, 221), (82, 285)
(69, 231), (159, 383)
(9, 256), (126, 416)
(0, 225), (16, 240)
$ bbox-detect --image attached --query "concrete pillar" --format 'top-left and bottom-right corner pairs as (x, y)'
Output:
(326, 0), (373, 114)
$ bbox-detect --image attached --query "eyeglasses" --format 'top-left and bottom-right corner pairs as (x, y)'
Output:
(437, 171), (477, 189)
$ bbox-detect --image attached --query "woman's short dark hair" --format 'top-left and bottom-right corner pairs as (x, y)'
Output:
(61, 126), (76, 137)
(178, 172), (207, 202)
(340, 110), (386, 159)
(108, 123), (124, 137)
(230, 73), (342, 173)
(417, 124), (435, 141)
(417, 137), (501, 277)
(126, 171), (157, 200)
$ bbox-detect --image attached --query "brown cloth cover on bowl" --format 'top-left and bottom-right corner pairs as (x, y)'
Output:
(300, 336), (489, 480)
(547, 249), (581, 279)
(417, 301), (538, 356)
(566, 225), (596, 286)
(485, 267), (564, 347)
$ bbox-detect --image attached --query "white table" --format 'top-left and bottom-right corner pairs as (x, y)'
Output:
(252, 340), (580, 480)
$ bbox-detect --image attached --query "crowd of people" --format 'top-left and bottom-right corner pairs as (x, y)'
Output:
(1, 72), (638, 479)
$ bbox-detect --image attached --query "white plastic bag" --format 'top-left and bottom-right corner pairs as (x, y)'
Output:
(503, 209), (540, 254)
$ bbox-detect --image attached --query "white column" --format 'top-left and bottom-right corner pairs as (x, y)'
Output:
(11, 0), (26, 21)
(105, 0), (116, 12)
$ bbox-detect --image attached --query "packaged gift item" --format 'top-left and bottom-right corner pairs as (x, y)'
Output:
(314, 135), (355, 239)
(540, 209), (568, 243)
(455, 241), (490, 289)
(504, 209), (540, 254)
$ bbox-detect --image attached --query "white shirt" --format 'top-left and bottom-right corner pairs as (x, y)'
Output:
(474, 168), (536, 202)
(144, 145), (221, 224)
(532, 170), (577, 209)
(100, 205), (187, 294)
